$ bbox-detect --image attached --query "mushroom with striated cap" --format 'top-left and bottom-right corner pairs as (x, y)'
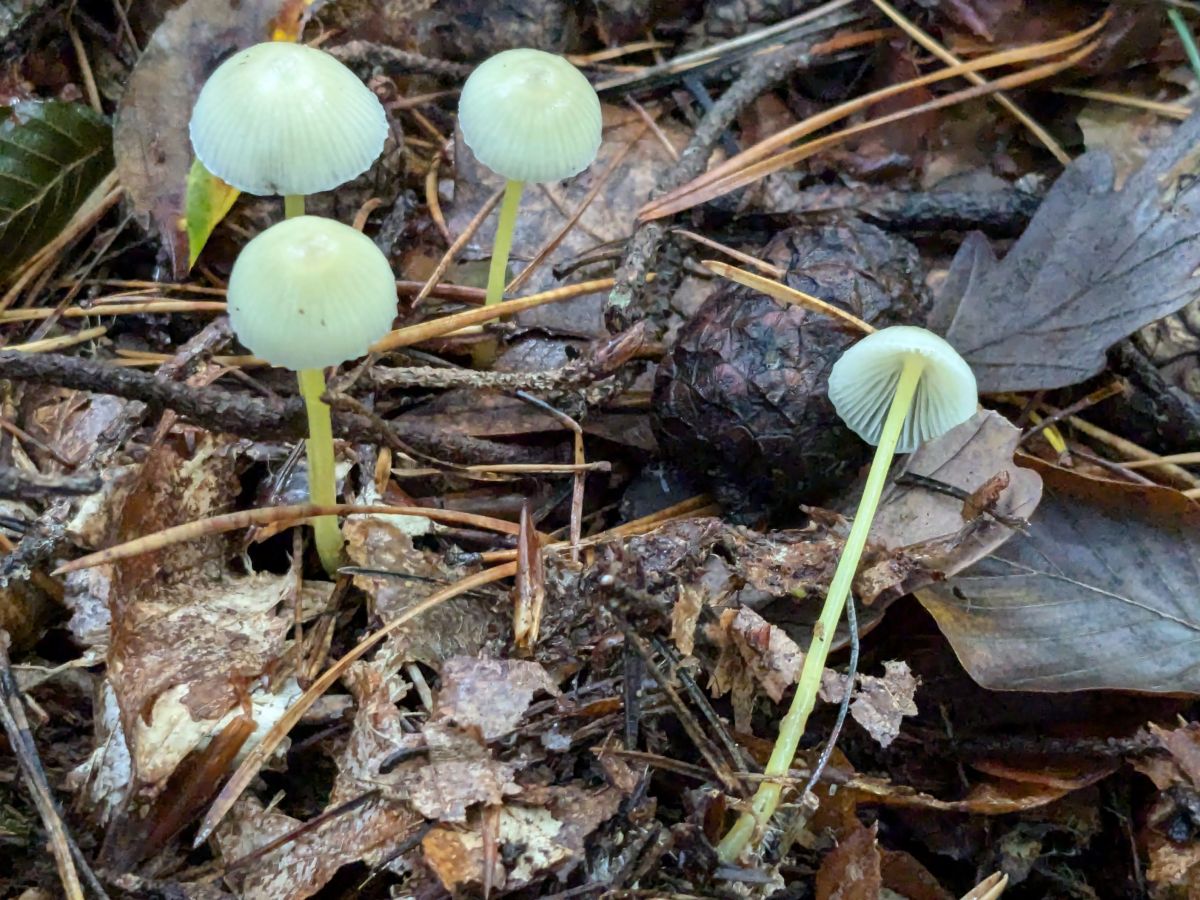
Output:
(717, 325), (978, 862)
(189, 40), (388, 218)
(458, 48), (602, 309)
(228, 215), (398, 573)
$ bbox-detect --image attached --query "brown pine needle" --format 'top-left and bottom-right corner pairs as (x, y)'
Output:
(7, 326), (107, 353)
(53, 503), (547, 575)
(193, 561), (518, 846)
(371, 275), (652, 352)
(704, 261), (874, 333)
(640, 17), (1104, 220)
(869, 0), (1080, 164)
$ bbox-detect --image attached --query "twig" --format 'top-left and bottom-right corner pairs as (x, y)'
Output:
(327, 42), (472, 79)
(604, 36), (840, 332)
(0, 467), (102, 502)
(0, 637), (108, 900)
(0, 351), (543, 465)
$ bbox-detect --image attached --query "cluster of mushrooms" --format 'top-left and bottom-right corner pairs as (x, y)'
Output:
(188, 40), (979, 863)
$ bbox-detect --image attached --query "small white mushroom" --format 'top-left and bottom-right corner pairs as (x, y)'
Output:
(828, 325), (978, 453)
(458, 47), (602, 184)
(227, 215), (397, 575)
(189, 41), (387, 198)
(227, 216), (397, 370)
(717, 325), (978, 864)
(457, 48), (602, 309)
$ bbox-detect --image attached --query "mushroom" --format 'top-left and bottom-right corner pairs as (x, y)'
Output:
(228, 215), (398, 573)
(716, 325), (977, 862)
(189, 40), (388, 218)
(458, 48), (602, 307)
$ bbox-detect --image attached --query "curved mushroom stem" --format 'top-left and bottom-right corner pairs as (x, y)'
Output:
(716, 355), (925, 863)
(484, 179), (524, 307)
(284, 194), (305, 219)
(298, 367), (342, 575)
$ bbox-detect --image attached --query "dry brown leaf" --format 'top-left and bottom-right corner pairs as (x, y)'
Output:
(869, 411), (1042, 572)
(849, 661), (919, 749)
(422, 785), (621, 893)
(112, 0), (295, 275)
(344, 514), (503, 672)
(815, 820), (882, 900)
(433, 656), (559, 741)
(514, 503), (545, 649)
(937, 112), (1200, 392)
(919, 460), (1200, 693)
(406, 722), (520, 823)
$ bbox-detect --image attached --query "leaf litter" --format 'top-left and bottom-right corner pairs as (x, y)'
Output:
(6, 2), (1200, 898)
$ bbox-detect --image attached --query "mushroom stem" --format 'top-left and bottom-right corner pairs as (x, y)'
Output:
(284, 194), (305, 219)
(484, 179), (524, 306)
(716, 355), (925, 863)
(297, 367), (342, 575)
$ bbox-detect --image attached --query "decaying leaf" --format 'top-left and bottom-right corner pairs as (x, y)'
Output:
(112, 0), (300, 276)
(869, 411), (1043, 575)
(215, 665), (423, 900)
(815, 820), (882, 900)
(848, 661), (919, 749)
(434, 656), (559, 740)
(344, 514), (503, 672)
(422, 785), (622, 893)
(937, 111), (1200, 392)
(708, 607), (918, 745)
(919, 460), (1200, 693)
(0, 100), (113, 280)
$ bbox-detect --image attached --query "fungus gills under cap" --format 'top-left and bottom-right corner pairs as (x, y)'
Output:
(457, 48), (602, 310)
(189, 41), (388, 199)
(716, 325), (978, 863)
(228, 216), (398, 575)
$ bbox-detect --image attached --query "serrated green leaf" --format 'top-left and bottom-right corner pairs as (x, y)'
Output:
(0, 100), (113, 281)
(185, 158), (240, 270)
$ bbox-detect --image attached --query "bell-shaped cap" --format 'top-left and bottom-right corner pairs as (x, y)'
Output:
(458, 48), (602, 183)
(190, 41), (387, 196)
(228, 216), (397, 370)
(828, 325), (977, 453)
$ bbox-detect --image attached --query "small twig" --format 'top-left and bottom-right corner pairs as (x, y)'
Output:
(327, 42), (472, 79)
(620, 624), (746, 797)
(0, 637), (108, 900)
(0, 467), (102, 502)
(1020, 380), (1126, 444)
(605, 36), (840, 332)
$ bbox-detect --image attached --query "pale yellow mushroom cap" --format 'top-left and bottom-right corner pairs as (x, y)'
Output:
(189, 41), (388, 196)
(458, 48), (602, 183)
(228, 216), (397, 370)
(828, 326), (977, 453)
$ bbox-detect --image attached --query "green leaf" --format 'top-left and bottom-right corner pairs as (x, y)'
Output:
(185, 158), (240, 270)
(0, 100), (113, 281)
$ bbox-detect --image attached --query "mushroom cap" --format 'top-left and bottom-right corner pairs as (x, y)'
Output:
(228, 216), (397, 370)
(828, 325), (977, 453)
(189, 41), (387, 196)
(458, 48), (602, 183)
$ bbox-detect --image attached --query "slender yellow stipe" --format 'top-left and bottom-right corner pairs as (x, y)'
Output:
(716, 355), (924, 862)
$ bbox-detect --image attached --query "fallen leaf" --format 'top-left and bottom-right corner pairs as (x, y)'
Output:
(433, 656), (559, 741)
(869, 411), (1043, 575)
(422, 783), (621, 893)
(112, 0), (301, 277)
(849, 661), (919, 749)
(936, 112), (1200, 392)
(0, 101), (112, 280)
(918, 460), (1200, 693)
(404, 722), (520, 822)
(344, 514), (503, 672)
(185, 159), (239, 269)
(815, 820), (882, 900)
(1148, 722), (1200, 788)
